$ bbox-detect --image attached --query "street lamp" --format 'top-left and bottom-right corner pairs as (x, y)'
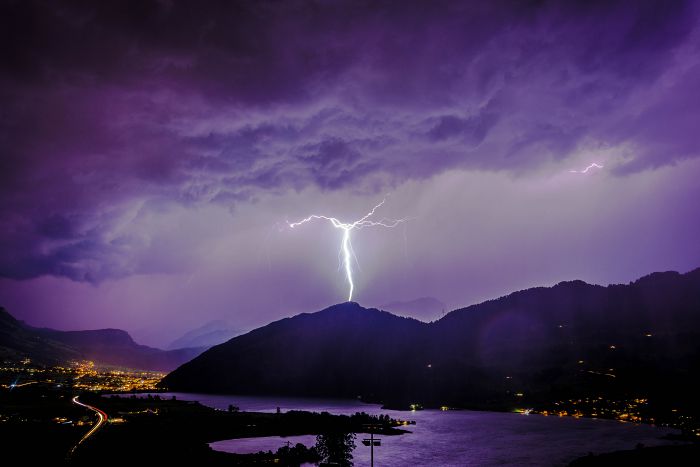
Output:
(362, 424), (382, 467)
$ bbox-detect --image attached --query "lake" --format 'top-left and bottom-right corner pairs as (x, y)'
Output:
(138, 393), (682, 466)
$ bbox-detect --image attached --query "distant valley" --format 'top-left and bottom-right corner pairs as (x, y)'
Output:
(0, 309), (205, 371)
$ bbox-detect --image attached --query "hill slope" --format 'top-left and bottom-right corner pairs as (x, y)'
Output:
(0, 308), (81, 364)
(0, 308), (204, 371)
(161, 302), (427, 398)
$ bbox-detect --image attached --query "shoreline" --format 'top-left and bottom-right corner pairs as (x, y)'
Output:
(2, 383), (682, 465)
(112, 389), (688, 436)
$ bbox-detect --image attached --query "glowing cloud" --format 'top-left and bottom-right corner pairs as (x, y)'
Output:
(288, 199), (408, 302)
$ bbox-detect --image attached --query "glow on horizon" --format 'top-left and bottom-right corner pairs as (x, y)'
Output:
(288, 199), (408, 302)
(569, 163), (604, 174)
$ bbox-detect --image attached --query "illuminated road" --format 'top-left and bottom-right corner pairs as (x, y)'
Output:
(69, 396), (108, 456)
(3, 381), (37, 389)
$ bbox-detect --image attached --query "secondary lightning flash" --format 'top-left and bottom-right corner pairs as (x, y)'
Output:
(569, 163), (604, 174)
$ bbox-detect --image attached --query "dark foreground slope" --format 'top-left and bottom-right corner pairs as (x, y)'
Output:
(0, 307), (204, 371)
(161, 268), (700, 409)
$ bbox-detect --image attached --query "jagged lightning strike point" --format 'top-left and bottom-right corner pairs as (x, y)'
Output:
(569, 163), (604, 174)
(288, 199), (408, 302)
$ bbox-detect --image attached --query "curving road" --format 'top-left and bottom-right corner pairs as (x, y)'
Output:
(69, 396), (108, 456)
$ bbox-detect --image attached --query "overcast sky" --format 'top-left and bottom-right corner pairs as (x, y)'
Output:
(1, 0), (699, 347)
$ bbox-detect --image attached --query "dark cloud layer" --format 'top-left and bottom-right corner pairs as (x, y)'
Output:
(1, 0), (699, 283)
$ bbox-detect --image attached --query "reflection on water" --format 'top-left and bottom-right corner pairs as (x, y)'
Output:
(143, 393), (682, 466)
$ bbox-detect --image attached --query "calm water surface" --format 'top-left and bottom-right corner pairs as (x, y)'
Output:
(140, 393), (681, 466)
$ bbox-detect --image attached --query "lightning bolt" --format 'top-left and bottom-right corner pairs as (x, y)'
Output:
(569, 163), (604, 174)
(288, 199), (408, 302)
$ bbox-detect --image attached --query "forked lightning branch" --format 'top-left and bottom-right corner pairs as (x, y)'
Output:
(288, 199), (408, 302)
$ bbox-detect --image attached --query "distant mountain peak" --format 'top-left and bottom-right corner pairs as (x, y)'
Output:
(299, 302), (397, 323)
(34, 327), (137, 347)
(310, 302), (420, 323)
(167, 319), (242, 350)
(320, 301), (365, 312)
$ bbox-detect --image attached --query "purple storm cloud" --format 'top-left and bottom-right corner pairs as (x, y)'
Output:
(1, 0), (699, 345)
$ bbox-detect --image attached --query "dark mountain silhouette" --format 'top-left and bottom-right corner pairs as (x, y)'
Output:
(167, 320), (242, 350)
(0, 308), (204, 371)
(161, 268), (700, 410)
(0, 308), (81, 364)
(162, 303), (427, 398)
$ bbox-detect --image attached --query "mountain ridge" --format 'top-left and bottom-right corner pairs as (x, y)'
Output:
(161, 267), (700, 410)
(378, 296), (446, 321)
